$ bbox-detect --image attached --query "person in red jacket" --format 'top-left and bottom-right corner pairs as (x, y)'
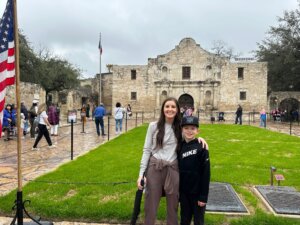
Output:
(47, 103), (60, 136)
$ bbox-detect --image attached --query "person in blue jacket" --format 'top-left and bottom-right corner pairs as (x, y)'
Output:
(2, 104), (16, 141)
(93, 103), (106, 137)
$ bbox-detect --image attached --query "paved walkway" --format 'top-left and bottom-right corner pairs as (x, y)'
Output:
(0, 117), (142, 196)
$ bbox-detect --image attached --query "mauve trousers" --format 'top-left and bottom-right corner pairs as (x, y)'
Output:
(144, 161), (179, 225)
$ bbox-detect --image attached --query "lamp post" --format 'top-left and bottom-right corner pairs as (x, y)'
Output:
(288, 85), (294, 135)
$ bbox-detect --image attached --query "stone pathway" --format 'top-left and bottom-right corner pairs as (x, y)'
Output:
(0, 117), (142, 196)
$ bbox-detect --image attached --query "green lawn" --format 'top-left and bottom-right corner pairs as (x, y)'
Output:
(0, 124), (299, 225)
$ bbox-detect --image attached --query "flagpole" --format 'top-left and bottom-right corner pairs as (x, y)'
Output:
(13, 0), (22, 193)
(12, 0), (25, 224)
(99, 33), (102, 106)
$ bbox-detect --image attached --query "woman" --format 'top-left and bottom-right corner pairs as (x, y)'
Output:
(48, 103), (59, 136)
(260, 108), (267, 127)
(126, 104), (132, 119)
(137, 97), (208, 225)
(32, 103), (56, 150)
(114, 102), (124, 134)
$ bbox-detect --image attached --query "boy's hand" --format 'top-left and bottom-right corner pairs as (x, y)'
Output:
(197, 201), (206, 207)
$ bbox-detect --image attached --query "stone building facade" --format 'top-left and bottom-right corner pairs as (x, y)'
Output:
(106, 38), (268, 115)
(4, 38), (270, 119)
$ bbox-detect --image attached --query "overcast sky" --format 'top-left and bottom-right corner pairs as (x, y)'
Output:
(0, 0), (298, 78)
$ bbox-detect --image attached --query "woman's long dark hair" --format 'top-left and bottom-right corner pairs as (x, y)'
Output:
(156, 97), (182, 149)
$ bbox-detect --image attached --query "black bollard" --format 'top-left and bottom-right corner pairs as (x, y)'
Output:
(135, 112), (138, 127)
(71, 120), (74, 160)
(108, 116), (110, 141)
(81, 116), (85, 133)
(142, 112), (144, 124)
(125, 112), (128, 132)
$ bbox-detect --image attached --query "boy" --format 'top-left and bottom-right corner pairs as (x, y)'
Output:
(178, 116), (210, 225)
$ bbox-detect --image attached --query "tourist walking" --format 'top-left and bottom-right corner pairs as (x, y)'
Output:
(137, 97), (208, 225)
(114, 102), (125, 134)
(93, 103), (106, 137)
(29, 100), (39, 138)
(126, 104), (132, 119)
(20, 101), (29, 137)
(48, 103), (60, 136)
(260, 108), (267, 128)
(32, 103), (56, 150)
(235, 104), (243, 125)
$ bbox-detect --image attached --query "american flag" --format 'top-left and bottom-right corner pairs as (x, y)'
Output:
(0, 0), (15, 137)
(98, 37), (102, 55)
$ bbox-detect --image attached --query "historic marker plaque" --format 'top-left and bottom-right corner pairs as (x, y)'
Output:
(206, 182), (248, 213)
(256, 186), (300, 215)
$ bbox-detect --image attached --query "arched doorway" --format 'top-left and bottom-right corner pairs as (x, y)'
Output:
(178, 94), (194, 108)
(279, 98), (299, 120)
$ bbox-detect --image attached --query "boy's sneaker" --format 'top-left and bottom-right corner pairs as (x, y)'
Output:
(48, 145), (56, 149)
(32, 147), (39, 151)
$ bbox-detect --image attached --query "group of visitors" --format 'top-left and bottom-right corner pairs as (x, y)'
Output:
(271, 108), (299, 122)
(92, 102), (133, 136)
(1, 99), (59, 151)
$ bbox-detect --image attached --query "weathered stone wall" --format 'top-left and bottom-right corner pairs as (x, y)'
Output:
(5, 82), (46, 107)
(219, 62), (268, 111)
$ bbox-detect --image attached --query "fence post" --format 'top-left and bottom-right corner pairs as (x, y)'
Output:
(248, 112), (250, 125)
(108, 116), (110, 140)
(81, 116), (85, 133)
(135, 112), (138, 127)
(71, 120), (74, 160)
(125, 112), (128, 132)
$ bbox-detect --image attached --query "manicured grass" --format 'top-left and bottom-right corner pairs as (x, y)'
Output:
(0, 124), (299, 225)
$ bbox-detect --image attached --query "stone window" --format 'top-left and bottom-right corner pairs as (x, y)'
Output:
(131, 92), (137, 100)
(58, 92), (67, 104)
(240, 91), (246, 100)
(182, 66), (191, 80)
(206, 65), (212, 70)
(131, 70), (137, 80)
(205, 91), (212, 105)
(162, 66), (168, 73)
(238, 67), (244, 80)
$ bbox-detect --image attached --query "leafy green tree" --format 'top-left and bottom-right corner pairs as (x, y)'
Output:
(18, 31), (81, 102)
(39, 57), (80, 103)
(19, 32), (41, 83)
(256, 4), (300, 91)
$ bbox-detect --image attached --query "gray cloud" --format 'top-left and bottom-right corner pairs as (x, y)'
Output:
(1, 0), (298, 77)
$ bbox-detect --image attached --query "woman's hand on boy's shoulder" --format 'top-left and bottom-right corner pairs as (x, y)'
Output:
(197, 137), (209, 150)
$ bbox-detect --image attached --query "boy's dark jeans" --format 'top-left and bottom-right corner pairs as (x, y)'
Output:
(180, 192), (206, 225)
(95, 117), (105, 136)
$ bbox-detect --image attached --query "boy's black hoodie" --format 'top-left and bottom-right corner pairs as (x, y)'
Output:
(178, 138), (210, 202)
